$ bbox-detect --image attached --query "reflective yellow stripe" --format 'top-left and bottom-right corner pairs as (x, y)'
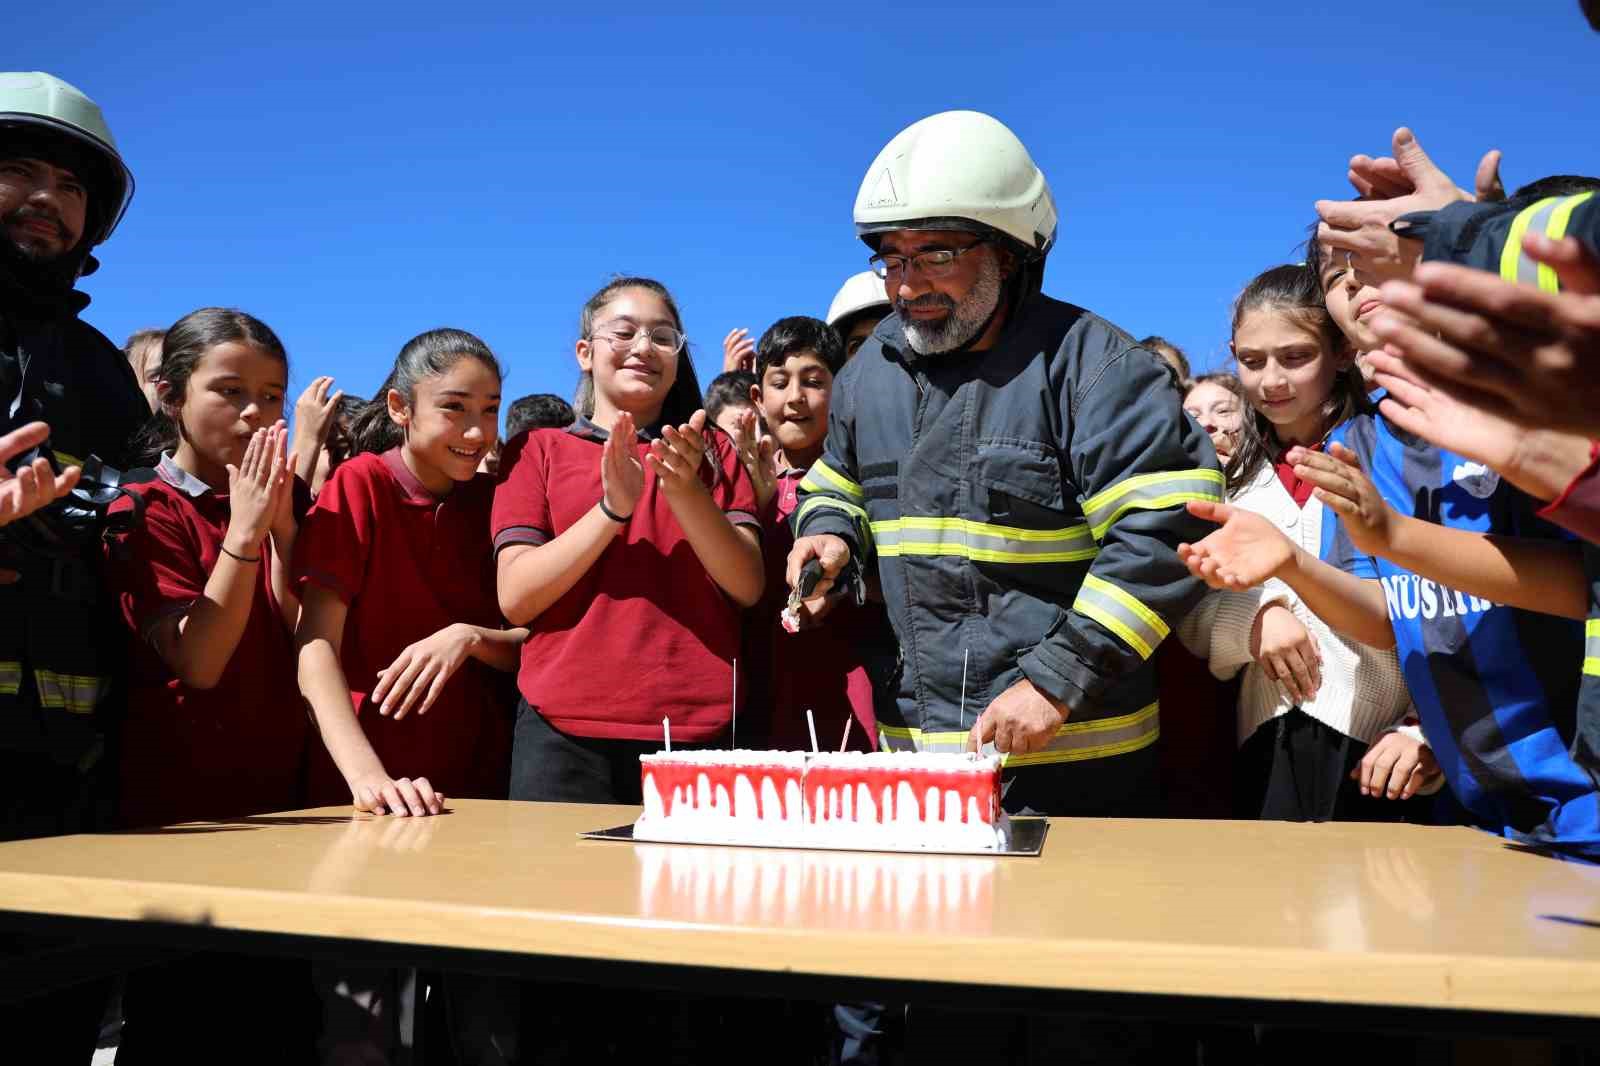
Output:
(50, 449), (84, 469)
(1080, 469), (1224, 541)
(32, 670), (105, 715)
(1501, 197), (1559, 287)
(1538, 191), (1597, 293)
(1586, 620), (1600, 678)
(877, 702), (1159, 766)
(794, 495), (874, 550)
(0, 661), (20, 697)
(870, 516), (1098, 564)
(799, 458), (865, 503)
(1073, 574), (1169, 659)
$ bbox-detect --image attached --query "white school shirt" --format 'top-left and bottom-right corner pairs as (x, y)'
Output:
(1175, 464), (1415, 747)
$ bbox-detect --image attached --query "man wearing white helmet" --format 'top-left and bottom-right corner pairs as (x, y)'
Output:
(0, 69), (148, 1066)
(789, 107), (1219, 1063)
(825, 270), (892, 359)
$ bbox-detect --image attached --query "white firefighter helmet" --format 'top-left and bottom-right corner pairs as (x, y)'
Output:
(825, 270), (890, 327)
(0, 71), (134, 245)
(853, 110), (1056, 258)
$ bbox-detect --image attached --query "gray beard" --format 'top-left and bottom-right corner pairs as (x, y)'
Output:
(899, 256), (1002, 356)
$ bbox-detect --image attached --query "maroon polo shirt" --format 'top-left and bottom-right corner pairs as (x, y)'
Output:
(106, 454), (310, 828)
(749, 467), (882, 753)
(492, 418), (760, 742)
(293, 449), (511, 803)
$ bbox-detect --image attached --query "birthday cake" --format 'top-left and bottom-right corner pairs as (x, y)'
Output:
(635, 750), (1005, 851)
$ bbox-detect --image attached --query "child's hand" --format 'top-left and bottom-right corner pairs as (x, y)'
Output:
(732, 407), (778, 510)
(371, 622), (478, 719)
(647, 409), (711, 499)
(349, 769), (443, 817)
(292, 375), (344, 456)
(1177, 500), (1296, 590)
(226, 423), (288, 552)
(1353, 731), (1441, 800)
(722, 328), (755, 373)
(600, 411), (644, 518)
(1250, 603), (1322, 704)
(1290, 443), (1398, 557)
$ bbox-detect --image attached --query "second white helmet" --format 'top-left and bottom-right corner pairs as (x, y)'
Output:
(853, 110), (1056, 258)
(825, 270), (891, 328)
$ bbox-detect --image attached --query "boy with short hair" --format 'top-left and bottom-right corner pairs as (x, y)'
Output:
(743, 316), (891, 754)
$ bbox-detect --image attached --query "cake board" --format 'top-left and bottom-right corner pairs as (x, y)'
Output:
(580, 815), (1049, 857)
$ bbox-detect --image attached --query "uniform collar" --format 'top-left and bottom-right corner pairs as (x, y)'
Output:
(157, 453), (213, 498)
(565, 413), (663, 443)
(381, 447), (447, 505)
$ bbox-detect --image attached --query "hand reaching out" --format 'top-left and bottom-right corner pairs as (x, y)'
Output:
(1288, 444), (1398, 558)
(1177, 500), (1297, 590)
(722, 328), (756, 374)
(0, 421), (80, 528)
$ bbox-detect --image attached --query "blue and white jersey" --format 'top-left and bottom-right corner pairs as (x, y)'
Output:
(1326, 413), (1600, 858)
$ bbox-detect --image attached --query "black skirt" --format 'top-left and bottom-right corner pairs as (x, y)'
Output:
(1235, 708), (1432, 823)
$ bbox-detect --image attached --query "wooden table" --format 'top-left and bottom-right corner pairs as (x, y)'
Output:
(1, 800), (1598, 1036)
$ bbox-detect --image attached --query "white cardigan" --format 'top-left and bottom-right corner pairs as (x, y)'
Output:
(1175, 465), (1414, 747)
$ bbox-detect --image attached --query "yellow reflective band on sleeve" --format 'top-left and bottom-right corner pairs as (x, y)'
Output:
(1073, 574), (1169, 659)
(1081, 469), (1224, 541)
(32, 670), (106, 715)
(1585, 619), (1600, 678)
(876, 702), (1159, 766)
(49, 450), (85, 469)
(869, 517), (1098, 564)
(799, 458), (866, 503)
(1538, 191), (1597, 293)
(0, 661), (21, 697)
(1501, 197), (1560, 288)
(795, 495), (871, 527)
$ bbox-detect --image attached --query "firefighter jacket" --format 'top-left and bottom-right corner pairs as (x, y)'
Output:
(792, 291), (1222, 767)
(1398, 188), (1598, 291)
(0, 257), (148, 767)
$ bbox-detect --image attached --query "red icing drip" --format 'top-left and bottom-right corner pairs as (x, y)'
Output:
(803, 764), (999, 825)
(643, 762), (802, 821)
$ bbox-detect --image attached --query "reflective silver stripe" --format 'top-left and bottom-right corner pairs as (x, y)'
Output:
(1081, 470), (1225, 540)
(1539, 192), (1597, 291)
(1073, 574), (1168, 659)
(870, 517), (1097, 563)
(1501, 197), (1561, 289)
(0, 661), (20, 696)
(33, 671), (105, 715)
(1586, 620), (1600, 678)
(875, 702), (1160, 766)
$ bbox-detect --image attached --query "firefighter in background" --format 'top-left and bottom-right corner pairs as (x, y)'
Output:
(825, 270), (891, 360)
(789, 110), (1220, 819)
(0, 71), (146, 840)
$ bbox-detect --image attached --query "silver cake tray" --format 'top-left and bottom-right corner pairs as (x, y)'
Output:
(579, 814), (1048, 857)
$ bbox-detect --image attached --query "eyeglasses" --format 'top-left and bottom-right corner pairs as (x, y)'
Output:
(589, 321), (686, 355)
(868, 240), (989, 280)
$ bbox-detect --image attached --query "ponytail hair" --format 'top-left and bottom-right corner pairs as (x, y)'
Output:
(1225, 262), (1372, 496)
(348, 328), (505, 457)
(132, 307), (288, 467)
(574, 276), (703, 430)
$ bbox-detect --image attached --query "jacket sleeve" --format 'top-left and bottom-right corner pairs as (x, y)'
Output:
(790, 359), (873, 559)
(1174, 583), (1293, 682)
(1017, 339), (1223, 710)
(1401, 189), (1598, 290)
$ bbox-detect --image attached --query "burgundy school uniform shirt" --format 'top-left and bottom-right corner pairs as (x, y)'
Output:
(492, 418), (761, 742)
(751, 466), (884, 753)
(107, 454), (310, 828)
(293, 449), (512, 804)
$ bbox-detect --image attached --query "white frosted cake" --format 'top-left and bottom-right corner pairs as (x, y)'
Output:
(635, 749), (1004, 852)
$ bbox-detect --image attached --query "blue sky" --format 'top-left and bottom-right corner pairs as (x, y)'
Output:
(11, 1), (1599, 423)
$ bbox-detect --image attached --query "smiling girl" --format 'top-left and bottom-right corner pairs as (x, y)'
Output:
(1175, 266), (1435, 822)
(294, 328), (521, 818)
(494, 277), (763, 805)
